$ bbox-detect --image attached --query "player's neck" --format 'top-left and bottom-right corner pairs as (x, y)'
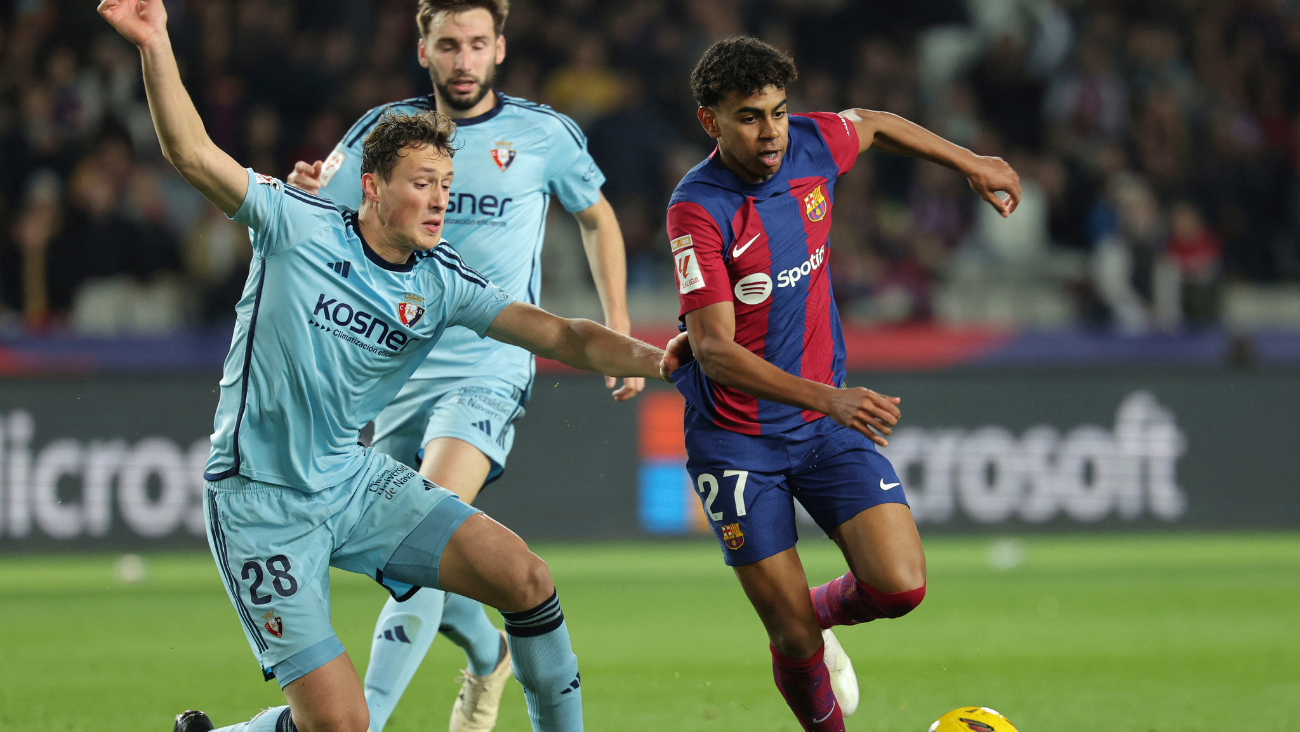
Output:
(716, 144), (778, 184)
(357, 206), (416, 266)
(432, 88), (498, 121)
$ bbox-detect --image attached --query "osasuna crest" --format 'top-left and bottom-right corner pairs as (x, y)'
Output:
(490, 140), (516, 172)
(804, 184), (828, 222)
(397, 302), (425, 327)
(721, 522), (745, 550)
(262, 610), (284, 638)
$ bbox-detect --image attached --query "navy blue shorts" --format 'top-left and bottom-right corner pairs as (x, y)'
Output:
(684, 407), (909, 566)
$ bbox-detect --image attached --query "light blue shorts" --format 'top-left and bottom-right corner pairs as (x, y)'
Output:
(203, 448), (479, 685)
(372, 375), (529, 482)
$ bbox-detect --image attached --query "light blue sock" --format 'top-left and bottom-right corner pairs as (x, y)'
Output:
(501, 592), (583, 732)
(212, 706), (293, 731)
(440, 593), (504, 675)
(363, 589), (445, 732)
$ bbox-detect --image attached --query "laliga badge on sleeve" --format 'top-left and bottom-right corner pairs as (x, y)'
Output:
(319, 149), (347, 187)
(671, 235), (705, 294)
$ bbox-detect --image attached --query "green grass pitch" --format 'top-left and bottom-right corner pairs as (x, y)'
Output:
(1, 533), (1297, 731)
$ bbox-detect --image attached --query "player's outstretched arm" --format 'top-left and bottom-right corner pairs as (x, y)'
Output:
(98, 0), (247, 216)
(842, 108), (1021, 218)
(486, 302), (670, 382)
(573, 193), (644, 401)
(684, 301), (901, 447)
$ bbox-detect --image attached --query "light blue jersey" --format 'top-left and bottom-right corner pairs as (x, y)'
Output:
(204, 169), (514, 491)
(317, 92), (605, 389)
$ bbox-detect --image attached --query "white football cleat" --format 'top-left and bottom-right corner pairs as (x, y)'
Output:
(821, 628), (859, 717)
(449, 630), (513, 732)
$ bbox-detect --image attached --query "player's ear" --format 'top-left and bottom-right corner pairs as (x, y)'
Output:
(417, 37), (430, 68)
(361, 172), (380, 203)
(697, 106), (722, 140)
(495, 33), (506, 65)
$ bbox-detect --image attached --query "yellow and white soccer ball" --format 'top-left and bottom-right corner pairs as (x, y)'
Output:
(927, 706), (1018, 732)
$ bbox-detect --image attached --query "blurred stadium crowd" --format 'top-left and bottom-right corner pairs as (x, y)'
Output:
(4, 0), (1300, 336)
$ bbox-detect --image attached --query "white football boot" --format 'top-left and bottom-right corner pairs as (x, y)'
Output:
(821, 628), (859, 716)
(449, 630), (513, 732)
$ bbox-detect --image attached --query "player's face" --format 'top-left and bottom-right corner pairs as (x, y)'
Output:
(367, 145), (454, 251)
(418, 9), (505, 112)
(699, 85), (789, 183)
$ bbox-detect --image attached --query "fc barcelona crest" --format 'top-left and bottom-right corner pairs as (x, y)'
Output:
(804, 185), (828, 222)
(398, 302), (426, 327)
(490, 141), (516, 172)
(721, 522), (745, 550)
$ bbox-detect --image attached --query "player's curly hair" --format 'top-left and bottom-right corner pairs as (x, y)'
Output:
(417, 0), (509, 38)
(361, 112), (459, 181)
(690, 36), (798, 108)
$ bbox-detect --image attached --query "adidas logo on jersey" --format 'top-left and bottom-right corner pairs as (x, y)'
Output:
(327, 261), (351, 278)
(472, 420), (493, 436)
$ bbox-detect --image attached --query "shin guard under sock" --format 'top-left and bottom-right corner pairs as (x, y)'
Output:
(502, 591), (583, 732)
(364, 589), (445, 732)
(771, 644), (844, 732)
(810, 572), (926, 629)
(212, 706), (295, 732)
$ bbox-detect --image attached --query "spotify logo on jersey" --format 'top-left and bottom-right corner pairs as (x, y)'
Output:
(734, 273), (773, 305)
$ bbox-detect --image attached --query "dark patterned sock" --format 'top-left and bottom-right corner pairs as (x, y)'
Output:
(771, 643), (844, 732)
(810, 571), (926, 629)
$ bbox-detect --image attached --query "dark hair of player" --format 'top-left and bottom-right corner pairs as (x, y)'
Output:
(417, 0), (510, 38)
(361, 112), (459, 181)
(690, 36), (798, 108)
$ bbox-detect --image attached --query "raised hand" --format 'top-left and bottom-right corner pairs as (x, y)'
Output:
(287, 160), (325, 194)
(97, 0), (168, 48)
(825, 387), (901, 447)
(608, 376), (645, 401)
(966, 155), (1021, 218)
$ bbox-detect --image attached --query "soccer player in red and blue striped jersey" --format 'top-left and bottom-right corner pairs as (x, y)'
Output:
(667, 38), (1021, 731)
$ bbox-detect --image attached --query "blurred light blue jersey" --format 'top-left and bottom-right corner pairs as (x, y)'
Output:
(204, 169), (514, 491)
(316, 92), (605, 388)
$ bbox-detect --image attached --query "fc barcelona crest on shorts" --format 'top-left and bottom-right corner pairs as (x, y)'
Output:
(490, 141), (516, 172)
(397, 302), (425, 327)
(262, 610), (284, 638)
(721, 522), (745, 550)
(804, 184), (828, 222)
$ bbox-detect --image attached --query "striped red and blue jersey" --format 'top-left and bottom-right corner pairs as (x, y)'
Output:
(669, 112), (859, 435)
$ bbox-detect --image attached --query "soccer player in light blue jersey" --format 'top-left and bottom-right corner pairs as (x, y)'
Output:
(95, 2), (676, 731)
(287, 2), (640, 730)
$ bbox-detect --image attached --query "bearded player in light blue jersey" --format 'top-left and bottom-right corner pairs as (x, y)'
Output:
(287, 2), (640, 731)
(95, 2), (676, 732)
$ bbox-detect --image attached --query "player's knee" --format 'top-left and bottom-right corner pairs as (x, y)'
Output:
(874, 582), (925, 619)
(879, 564), (926, 598)
(766, 615), (823, 660)
(503, 552), (554, 612)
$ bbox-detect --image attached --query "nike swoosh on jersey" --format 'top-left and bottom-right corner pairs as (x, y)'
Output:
(732, 233), (760, 259)
(880, 479), (900, 490)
